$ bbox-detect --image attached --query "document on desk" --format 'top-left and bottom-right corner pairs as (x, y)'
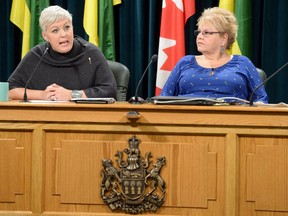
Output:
(150, 96), (253, 106)
(70, 98), (116, 104)
(150, 96), (240, 105)
(28, 100), (69, 103)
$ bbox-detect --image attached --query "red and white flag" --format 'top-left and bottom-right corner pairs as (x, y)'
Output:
(155, 0), (195, 95)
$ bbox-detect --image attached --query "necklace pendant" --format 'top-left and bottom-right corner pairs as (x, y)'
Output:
(209, 69), (214, 76)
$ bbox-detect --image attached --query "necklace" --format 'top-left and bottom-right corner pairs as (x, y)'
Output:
(209, 68), (215, 76)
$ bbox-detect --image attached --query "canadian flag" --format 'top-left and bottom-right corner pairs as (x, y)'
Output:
(155, 0), (195, 95)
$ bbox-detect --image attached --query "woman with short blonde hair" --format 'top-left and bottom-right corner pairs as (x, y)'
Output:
(160, 7), (268, 104)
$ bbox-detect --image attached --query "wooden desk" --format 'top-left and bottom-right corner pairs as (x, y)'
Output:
(0, 101), (288, 216)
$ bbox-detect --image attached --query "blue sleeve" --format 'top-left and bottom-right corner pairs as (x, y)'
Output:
(160, 56), (191, 96)
(241, 56), (268, 103)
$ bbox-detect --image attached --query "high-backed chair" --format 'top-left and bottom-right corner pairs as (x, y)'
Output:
(256, 68), (267, 84)
(107, 60), (130, 101)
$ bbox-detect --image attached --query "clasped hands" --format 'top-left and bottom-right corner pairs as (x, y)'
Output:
(45, 83), (72, 101)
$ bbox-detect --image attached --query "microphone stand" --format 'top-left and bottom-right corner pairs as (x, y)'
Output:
(249, 62), (288, 106)
(129, 54), (158, 104)
(21, 47), (49, 102)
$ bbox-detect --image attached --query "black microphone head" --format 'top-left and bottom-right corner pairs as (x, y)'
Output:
(151, 54), (158, 63)
(128, 96), (145, 104)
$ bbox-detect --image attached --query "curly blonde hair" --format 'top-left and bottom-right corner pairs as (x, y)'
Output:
(197, 7), (238, 50)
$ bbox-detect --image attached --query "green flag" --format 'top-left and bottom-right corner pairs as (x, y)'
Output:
(83, 0), (120, 60)
(28, 0), (50, 48)
(219, 0), (252, 58)
(235, 0), (252, 59)
(10, 0), (49, 58)
(99, 0), (116, 60)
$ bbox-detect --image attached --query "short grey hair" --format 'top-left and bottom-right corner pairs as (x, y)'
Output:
(39, 5), (72, 32)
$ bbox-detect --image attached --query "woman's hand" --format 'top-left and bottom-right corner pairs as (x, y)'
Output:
(45, 83), (72, 101)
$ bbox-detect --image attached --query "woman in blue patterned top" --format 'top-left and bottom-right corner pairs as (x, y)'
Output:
(160, 7), (268, 104)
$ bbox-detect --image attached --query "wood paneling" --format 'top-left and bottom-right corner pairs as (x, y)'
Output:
(0, 131), (31, 211)
(0, 101), (288, 216)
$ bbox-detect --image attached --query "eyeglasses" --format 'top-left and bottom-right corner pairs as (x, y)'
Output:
(194, 30), (222, 37)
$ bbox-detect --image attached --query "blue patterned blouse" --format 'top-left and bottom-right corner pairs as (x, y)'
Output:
(160, 55), (268, 103)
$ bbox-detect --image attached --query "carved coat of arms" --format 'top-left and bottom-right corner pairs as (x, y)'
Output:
(100, 135), (166, 214)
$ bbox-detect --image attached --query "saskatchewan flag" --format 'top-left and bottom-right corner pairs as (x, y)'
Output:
(10, 0), (50, 58)
(83, 0), (121, 60)
(219, 0), (252, 58)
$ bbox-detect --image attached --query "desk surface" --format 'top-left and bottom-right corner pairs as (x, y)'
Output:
(1, 100), (288, 127)
(1, 100), (288, 216)
(1, 100), (287, 112)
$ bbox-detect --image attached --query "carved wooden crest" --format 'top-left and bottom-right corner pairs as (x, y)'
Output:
(100, 135), (166, 214)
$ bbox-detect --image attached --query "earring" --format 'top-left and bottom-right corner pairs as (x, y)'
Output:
(220, 46), (225, 56)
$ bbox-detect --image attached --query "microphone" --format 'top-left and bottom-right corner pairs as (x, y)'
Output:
(249, 62), (288, 106)
(22, 47), (49, 102)
(129, 54), (158, 104)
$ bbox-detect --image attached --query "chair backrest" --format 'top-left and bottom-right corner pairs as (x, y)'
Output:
(107, 60), (130, 101)
(256, 68), (267, 84)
